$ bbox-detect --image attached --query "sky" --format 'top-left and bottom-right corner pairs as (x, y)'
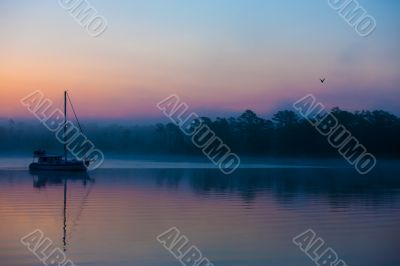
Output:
(0, 0), (399, 121)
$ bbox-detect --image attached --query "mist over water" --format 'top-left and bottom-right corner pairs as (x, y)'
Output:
(2, 108), (400, 158)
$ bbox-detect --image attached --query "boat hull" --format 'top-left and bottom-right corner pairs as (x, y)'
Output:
(29, 161), (88, 171)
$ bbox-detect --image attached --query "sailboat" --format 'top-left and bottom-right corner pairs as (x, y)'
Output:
(29, 91), (90, 171)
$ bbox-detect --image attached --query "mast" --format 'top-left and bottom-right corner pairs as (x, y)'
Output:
(64, 91), (67, 161)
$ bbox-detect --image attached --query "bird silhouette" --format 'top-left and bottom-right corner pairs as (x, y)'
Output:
(320, 78), (326, 84)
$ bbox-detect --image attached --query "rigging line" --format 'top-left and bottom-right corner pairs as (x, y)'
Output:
(66, 92), (84, 133)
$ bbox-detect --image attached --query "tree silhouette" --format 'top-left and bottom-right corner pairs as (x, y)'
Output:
(0, 108), (399, 158)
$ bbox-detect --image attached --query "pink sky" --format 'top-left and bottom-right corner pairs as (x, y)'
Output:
(1, 1), (399, 119)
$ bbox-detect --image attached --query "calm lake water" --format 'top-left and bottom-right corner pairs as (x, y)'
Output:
(0, 159), (399, 266)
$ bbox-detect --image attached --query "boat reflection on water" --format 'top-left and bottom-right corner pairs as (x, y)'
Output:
(30, 170), (92, 189)
(29, 170), (94, 251)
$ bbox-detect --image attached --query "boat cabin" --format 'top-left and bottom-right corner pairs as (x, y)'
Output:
(37, 155), (63, 164)
(30, 151), (88, 171)
(33, 150), (63, 164)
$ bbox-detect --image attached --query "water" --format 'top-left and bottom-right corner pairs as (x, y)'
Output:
(0, 160), (399, 266)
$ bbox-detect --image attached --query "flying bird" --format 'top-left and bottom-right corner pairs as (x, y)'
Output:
(320, 78), (326, 84)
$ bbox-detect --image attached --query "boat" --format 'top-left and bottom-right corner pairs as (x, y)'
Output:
(29, 91), (90, 172)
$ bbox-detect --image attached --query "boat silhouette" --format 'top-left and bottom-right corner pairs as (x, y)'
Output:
(29, 91), (90, 171)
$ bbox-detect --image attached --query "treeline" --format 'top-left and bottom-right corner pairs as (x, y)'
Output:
(1, 108), (399, 157)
